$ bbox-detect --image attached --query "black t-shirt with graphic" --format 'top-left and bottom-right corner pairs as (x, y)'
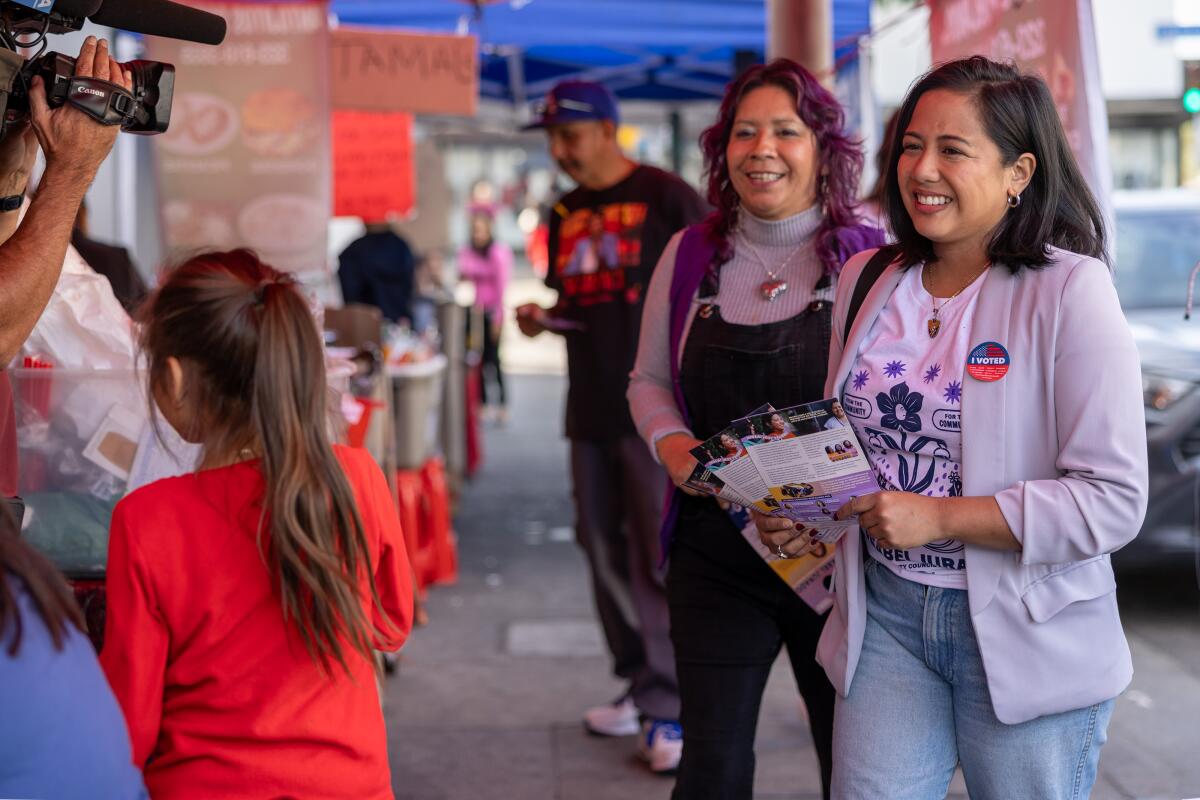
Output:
(546, 164), (707, 441)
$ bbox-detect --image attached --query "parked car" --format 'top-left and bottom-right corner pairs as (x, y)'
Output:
(1113, 189), (1200, 568)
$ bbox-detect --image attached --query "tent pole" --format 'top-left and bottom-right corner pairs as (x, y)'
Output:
(669, 109), (684, 175)
(766, 0), (833, 84)
(507, 48), (528, 119)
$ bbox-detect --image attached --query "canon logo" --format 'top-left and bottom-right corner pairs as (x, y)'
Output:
(75, 86), (104, 98)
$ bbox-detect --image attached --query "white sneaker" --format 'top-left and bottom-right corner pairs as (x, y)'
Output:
(638, 719), (683, 776)
(583, 695), (640, 737)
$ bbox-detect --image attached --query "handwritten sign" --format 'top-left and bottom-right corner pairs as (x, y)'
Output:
(333, 111), (415, 222)
(928, 0), (1111, 207)
(331, 28), (478, 116)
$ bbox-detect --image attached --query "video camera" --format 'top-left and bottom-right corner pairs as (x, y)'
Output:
(0, 0), (227, 138)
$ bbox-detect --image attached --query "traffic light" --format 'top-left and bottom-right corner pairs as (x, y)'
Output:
(1184, 61), (1200, 114)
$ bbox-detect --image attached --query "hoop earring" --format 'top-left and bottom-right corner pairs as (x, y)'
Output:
(1007, 193), (1021, 209)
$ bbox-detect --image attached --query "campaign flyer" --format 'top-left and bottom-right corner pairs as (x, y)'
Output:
(736, 398), (881, 544)
(733, 515), (838, 613)
(681, 460), (755, 508)
(688, 425), (774, 512)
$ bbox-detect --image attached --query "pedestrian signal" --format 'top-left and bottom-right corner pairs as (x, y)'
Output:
(1185, 61), (1200, 113)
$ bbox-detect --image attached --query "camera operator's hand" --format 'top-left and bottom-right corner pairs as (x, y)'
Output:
(28, 36), (131, 180)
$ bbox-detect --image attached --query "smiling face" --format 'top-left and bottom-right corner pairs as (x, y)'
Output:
(768, 413), (787, 434)
(831, 400), (845, 419)
(897, 89), (1032, 258)
(726, 85), (821, 220)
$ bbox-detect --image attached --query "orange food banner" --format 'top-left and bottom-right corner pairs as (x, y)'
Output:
(146, 1), (332, 275)
(330, 27), (478, 116)
(332, 111), (415, 221)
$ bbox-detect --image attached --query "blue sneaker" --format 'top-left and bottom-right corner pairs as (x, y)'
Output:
(638, 719), (682, 775)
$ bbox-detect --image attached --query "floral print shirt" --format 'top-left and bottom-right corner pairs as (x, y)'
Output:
(840, 264), (986, 589)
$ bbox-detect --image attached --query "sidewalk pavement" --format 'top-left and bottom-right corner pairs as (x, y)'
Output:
(383, 373), (848, 799)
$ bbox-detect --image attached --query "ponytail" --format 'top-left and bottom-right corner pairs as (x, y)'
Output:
(252, 280), (383, 673)
(142, 250), (394, 674)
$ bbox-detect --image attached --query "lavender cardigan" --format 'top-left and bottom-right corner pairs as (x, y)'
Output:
(818, 246), (1147, 724)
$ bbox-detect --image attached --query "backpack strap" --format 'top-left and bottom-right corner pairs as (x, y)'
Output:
(843, 244), (900, 343)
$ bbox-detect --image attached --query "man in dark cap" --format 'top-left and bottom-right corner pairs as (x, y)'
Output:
(515, 80), (706, 775)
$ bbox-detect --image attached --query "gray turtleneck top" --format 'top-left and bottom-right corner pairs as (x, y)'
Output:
(628, 205), (835, 452)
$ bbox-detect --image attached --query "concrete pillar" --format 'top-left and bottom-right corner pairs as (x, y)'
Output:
(767, 0), (833, 83)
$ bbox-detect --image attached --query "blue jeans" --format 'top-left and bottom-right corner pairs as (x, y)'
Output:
(831, 557), (1114, 800)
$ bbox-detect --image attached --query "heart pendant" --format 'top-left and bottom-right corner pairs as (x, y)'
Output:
(927, 318), (941, 338)
(760, 279), (789, 302)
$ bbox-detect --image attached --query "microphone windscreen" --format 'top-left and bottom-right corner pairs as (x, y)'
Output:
(90, 0), (226, 45)
(52, 0), (105, 18)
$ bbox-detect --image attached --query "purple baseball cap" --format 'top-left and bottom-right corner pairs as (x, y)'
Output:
(523, 80), (620, 130)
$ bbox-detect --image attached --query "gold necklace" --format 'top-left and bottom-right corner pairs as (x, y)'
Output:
(922, 263), (988, 338)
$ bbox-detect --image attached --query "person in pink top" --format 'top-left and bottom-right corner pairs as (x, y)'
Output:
(458, 208), (513, 422)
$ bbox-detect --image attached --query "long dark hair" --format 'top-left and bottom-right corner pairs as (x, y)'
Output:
(0, 504), (85, 656)
(699, 58), (866, 280)
(884, 56), (1107, 271)
(140, 249), (393, 674)
(864, 109), (901, 210)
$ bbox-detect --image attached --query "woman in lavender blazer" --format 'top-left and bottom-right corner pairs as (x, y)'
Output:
(757, 57), (1147, 799)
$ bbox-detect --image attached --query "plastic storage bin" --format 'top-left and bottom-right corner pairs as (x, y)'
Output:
(386, 354), (447, 470)
(8, 368), (147, 578)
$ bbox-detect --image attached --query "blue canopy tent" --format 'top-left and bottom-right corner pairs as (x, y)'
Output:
(329, 0), (874, 105)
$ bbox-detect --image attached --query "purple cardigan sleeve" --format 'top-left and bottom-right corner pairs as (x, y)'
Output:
(628, 232), (692, 459)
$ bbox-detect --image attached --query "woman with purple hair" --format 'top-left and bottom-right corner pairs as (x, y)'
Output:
(627, 59), (884, 798)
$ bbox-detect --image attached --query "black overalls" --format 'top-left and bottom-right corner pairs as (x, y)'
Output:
(667, 299), (836, 800)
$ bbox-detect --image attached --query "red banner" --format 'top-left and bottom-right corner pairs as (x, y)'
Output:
(147, 1), (332, 275)
(928, 0), (1111, 206)
(332, 111), (415, 222)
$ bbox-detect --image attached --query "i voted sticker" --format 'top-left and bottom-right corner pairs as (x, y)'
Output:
(966, 341), (1010, 382)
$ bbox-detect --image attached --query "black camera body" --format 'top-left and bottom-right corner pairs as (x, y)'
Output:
(1, 50), (175, 137)
(0, 0), (226, 138)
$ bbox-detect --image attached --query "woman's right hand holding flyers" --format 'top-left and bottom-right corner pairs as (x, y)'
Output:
(655, 432), (704, 497)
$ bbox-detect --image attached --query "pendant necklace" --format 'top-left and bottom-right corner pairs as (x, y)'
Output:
(743, 236), (805, 302)
(922, 262), (988, 338)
